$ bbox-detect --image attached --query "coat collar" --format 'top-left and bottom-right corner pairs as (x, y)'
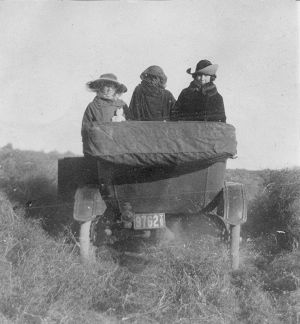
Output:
(94, 95), (124, 107)
(189, 81), (218, 97)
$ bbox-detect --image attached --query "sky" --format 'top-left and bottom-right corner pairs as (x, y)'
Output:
(0, 0), (299, 170)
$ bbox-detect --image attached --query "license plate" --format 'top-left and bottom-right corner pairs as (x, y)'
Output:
(134, 213), (165, 230)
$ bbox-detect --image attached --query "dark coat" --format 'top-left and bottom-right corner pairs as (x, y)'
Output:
(81, 95), (128, 139)
(171, 82), (226, 122)
(127, 81), (175, 121)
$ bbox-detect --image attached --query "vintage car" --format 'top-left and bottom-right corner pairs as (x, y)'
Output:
(58, 121), (247, 269)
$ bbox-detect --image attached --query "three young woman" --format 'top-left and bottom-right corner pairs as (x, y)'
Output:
(81, 59), (226, 126)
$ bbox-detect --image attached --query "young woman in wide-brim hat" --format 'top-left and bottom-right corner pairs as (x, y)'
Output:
(82, 73), (128, 125)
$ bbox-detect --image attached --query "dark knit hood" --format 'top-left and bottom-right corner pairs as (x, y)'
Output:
(140, 80), (164, 97)
(140, 65), (167, 89)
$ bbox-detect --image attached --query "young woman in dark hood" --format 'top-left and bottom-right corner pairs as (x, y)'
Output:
(171, 60), (226, 122)
(127, 66), (175, 121)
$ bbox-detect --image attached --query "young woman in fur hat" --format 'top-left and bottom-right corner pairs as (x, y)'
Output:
(127, 66), (176, 121)
(171, 60), (226, 122)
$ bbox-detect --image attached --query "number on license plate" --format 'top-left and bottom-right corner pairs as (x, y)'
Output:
(134, 213), (165, 230)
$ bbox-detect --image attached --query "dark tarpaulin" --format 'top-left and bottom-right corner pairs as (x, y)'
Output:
(82, 121), (237, 167)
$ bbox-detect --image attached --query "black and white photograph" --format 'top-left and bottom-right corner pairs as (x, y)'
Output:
(0, 1), (299, 323)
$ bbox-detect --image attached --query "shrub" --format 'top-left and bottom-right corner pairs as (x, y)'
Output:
(245, 168), (300, 245)
(0, 144), (75, 234)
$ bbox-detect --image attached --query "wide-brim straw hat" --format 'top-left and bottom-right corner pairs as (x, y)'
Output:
(186, 60), (218, 76)
(87, 73), (127, 93)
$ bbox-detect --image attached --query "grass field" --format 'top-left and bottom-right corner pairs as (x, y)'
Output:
(0, 145), (299, 323)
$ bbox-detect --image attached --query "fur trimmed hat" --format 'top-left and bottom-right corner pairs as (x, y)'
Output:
(186, 60), (218, 76)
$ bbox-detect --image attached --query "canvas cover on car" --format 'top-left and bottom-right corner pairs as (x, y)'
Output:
(82, 121), (237, 167)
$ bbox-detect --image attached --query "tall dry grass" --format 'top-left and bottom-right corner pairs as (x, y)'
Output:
(1, 190), (299, 323)
(0, 145), (299, 323)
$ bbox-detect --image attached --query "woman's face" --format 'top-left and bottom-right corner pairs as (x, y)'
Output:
(99, 85), (118, 99)
(195, 74), (211, 85)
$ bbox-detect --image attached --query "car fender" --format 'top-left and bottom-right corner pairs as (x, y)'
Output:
(73, 185), (107, 222)
(221, 182), (247, 225)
